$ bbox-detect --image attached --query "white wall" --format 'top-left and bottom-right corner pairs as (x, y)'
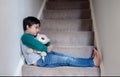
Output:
(0, 0), (44, 76)
(90, 0), (120, 76)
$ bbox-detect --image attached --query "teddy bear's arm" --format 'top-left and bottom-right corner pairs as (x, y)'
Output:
(45, 41), (51, 46)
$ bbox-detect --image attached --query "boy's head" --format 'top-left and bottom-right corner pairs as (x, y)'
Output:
(23, 16), (41, 36)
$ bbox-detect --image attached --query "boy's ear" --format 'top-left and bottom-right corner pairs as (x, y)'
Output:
(26, 25), (29, 29)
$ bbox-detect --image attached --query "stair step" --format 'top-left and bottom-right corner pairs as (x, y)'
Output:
(40, 31), (94, 46)
(43, 9), (91, 19)
(49, 0), (89, 2)
(54, 46), (94, 58)
(41, 19), (92, 31)
(46, 1), (90, 9)
(22, 64), (100, 76)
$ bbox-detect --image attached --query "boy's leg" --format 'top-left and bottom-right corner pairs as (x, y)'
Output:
(68, 57), (95, 67)
(44, 51), (95, 67)
(44, 51), (70, 67)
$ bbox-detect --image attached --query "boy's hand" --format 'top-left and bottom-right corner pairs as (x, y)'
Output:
(48, 45), (53, 52)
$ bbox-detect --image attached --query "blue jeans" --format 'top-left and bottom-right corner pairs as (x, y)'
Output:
(37, 51), (95, 67)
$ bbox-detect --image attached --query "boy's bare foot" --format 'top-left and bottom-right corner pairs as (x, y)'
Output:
(93, 48), (101, 67)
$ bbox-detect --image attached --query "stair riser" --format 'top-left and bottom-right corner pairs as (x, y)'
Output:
(50, 38), (94, 46)
(44, 10), (91, 19)
(54, 46), (93, 58)
(41, 19), (92, 31)
(40, 31), (94, 46)
(46, 2), (90, 9)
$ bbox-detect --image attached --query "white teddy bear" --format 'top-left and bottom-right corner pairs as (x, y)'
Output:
(27, 33), (50, 61)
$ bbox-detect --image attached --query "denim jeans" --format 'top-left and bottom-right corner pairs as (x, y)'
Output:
(37, 51), (95, 67)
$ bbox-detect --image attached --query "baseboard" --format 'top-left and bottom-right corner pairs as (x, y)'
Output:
(37, 0), (47, 19)
(89, 0), (105, 76)
(14, 56), (24, 76)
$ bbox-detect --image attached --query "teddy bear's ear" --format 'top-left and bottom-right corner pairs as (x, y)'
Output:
(36, 33), (41, 39)
(37, 33), (40, 36)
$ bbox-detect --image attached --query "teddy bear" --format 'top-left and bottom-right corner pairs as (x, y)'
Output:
(27, 33), (50, 61)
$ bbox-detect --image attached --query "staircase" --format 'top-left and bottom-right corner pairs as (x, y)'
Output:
(22, 0), (100, 76)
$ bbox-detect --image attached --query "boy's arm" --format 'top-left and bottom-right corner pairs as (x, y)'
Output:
(21, 34), (48, 52)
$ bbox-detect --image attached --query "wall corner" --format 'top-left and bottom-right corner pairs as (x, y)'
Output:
(89, 0), (105, 76)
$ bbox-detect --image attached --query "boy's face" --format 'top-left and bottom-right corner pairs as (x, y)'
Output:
(26, 24), (40, 36)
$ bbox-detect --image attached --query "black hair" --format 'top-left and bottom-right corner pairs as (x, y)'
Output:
(23, 16), (40, 31)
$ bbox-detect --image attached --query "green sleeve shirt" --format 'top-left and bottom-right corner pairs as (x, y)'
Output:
(21, 33), (49, 52)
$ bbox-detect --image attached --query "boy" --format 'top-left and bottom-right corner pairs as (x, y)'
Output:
(21, 16), (100, 67)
